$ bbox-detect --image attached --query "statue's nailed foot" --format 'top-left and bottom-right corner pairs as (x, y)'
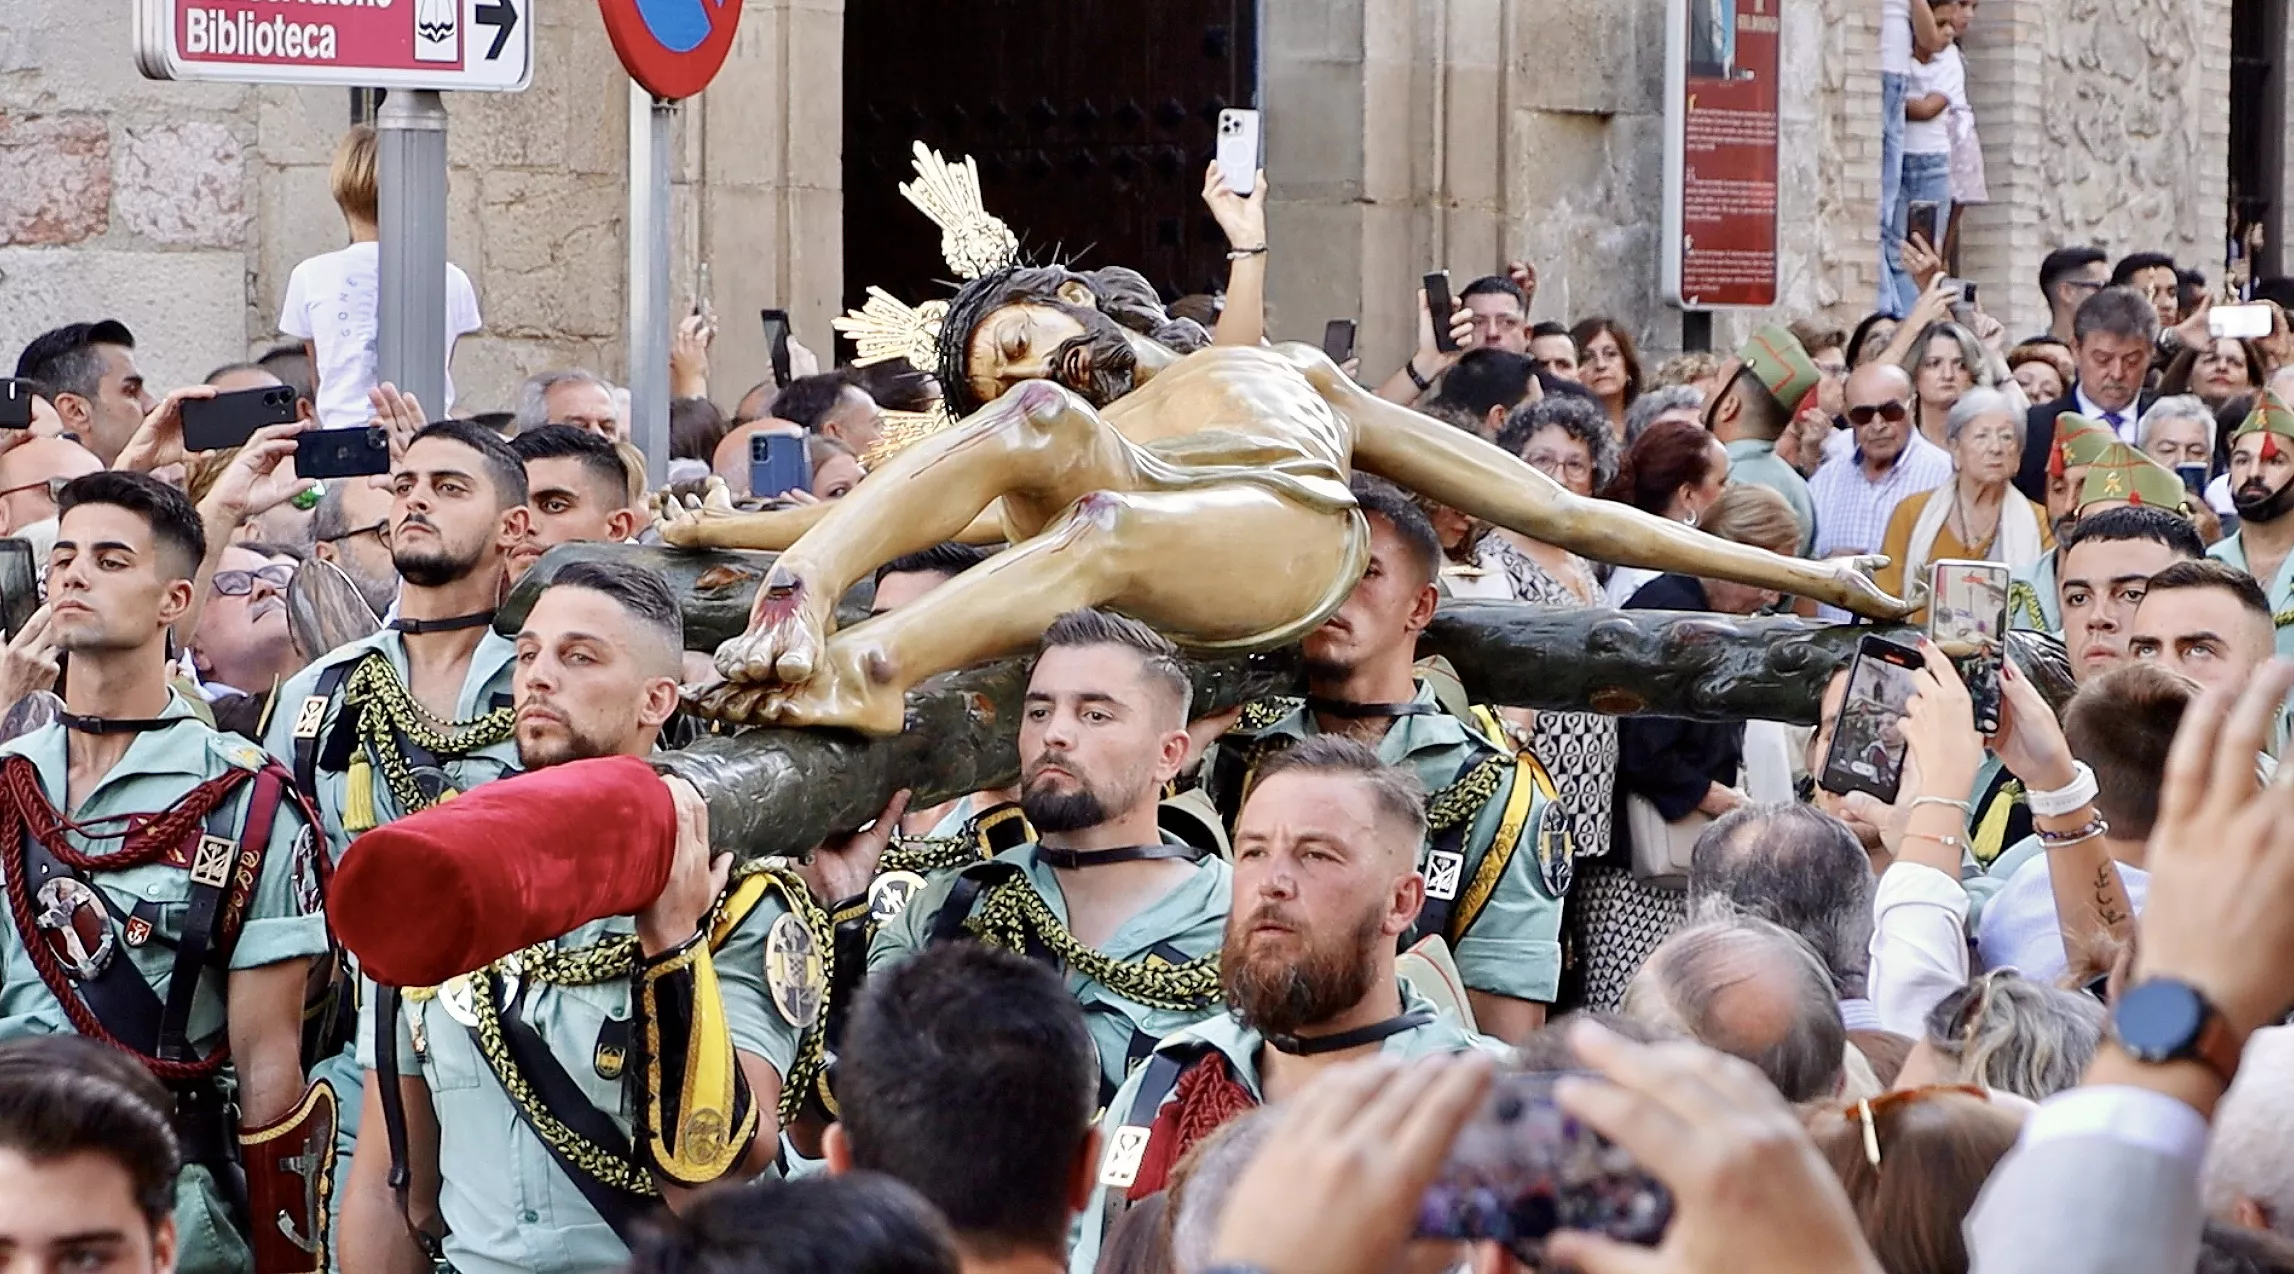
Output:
(687, 637), (907, 735)
(655, 477), (742, 548)
(714, 562), (835, 688)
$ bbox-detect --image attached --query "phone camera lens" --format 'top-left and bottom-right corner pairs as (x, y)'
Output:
(1493, 1092), (1525, 1123)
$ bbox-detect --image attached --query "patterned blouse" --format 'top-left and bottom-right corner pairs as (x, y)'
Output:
(1480, 537), (1619, 858)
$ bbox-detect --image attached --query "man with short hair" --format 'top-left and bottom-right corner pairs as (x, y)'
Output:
(1527, 321), (1579, 380)
(2060, 504), (2206, 683)
(340, 560), (808, 1274)
(1809, 362), (1953, 619)
(773, 374), (886, 458)
(826, 943), (1098, 1274)
(2137, 395), (2218, 473)
(2112, 250), (2182, 329)
(871, 542), (992, 616)
(13, 321), (154, 466)
(189, 543), (300, 700)
(0, 436), (102, 548)
(2017, 286), (2160, 498)
(1620, 917), (1846, 1101)
(1706, 325), (1821, 552)
(2128, 559), (2276, 695)
(1688, 802), (1877, 1028)
(2209, 391), (2294, 654)
(310, 477), (399, 620)
(1, 472), (328, 1274)
(0, 1037), (185, 1274)
(871, 608), (1232, 1104)
(2010, 414), (2119, 634)
(506, 424), (643, 580)
(1076, 735), (1507, 1272)
(1457, 275), (1529, 354)
(512, 369), (620, 438)
(2033, 246), (2110, 345)
(1422, 348), (1542, 439)
(1204, 479), (1566, 1041)
(2202, 1027), (2294, 1241)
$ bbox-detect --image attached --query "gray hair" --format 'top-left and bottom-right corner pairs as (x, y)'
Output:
(1687, 802), (1873, 998)
(1920, 970), (2104, 1101)
(1167, 1106), (1281, 1274)
(2203, 1027), (2294, 1241)
(1621, 914), (1847, 1102)
(1623, 383), (1705, 447)
(512, 369), (614, 431)
(1499, 392), (1622, 491)
(1944, 386), (2026, 447)
(2073, 286), (2163, 347)
(1901, 320), (1990, 392)
(2139, 393), (2219, 455)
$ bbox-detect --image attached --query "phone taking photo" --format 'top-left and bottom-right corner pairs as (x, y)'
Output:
(2211, 303), (2274, 341)
(1415, 1070), (1671, 1265)
(1321, 319), (1357, 364)
(760, 309), (792, 388)
(1425, 270), (1459, 354)
(1215, 108), (1262, 196)
(0, 380), (32, 431)
(181, 384), (299, 453)
(1820, 635), (1923, 804)
(295, 427), (392, 480)
(749, 432), (811, 501)
(1906, 201), (1939, 250)
(1928, 559), (2010, 735)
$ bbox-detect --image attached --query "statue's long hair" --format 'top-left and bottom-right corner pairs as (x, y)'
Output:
(935, 264), (1211, 417)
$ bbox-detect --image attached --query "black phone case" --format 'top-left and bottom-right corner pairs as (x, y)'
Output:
(1820, 640), (1923, 803)
(1425, 273), (1458, 353)
(0, 380), (32, 430)
(181, 386), (298, 452)
(296, 427), (391, 479)
(1322, 320), (1356, 363)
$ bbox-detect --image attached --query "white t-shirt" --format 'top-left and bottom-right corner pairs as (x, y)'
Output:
(1881, 0), (1912, 75)
(1903, 50), (1958, 156)
(1975, 851), (2150, 983)
(279, 241), (481, 430)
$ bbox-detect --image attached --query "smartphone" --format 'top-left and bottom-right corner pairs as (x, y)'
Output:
(2211, 303), (2274, 340)
(1425, 270), (1459, 354)
(295, 426), (392, 480)
(0, 379), (31, 430)
(694, 262), (712, 319)
(2177, 462), (2209, 497)
(1414, 1071), (1671, 1265)
(1906, 200), (1939, 249)
(1321, 319), (1357, 364)
(761, 309), (792, 388)
(1215, 108), (1262, 196)
(749, 432), (811, 501)
(1820, 635), (1923, 803)
(1928, 559), (2010, 735)
(0, 538), (35, 640)
(181, 384), (298, 452)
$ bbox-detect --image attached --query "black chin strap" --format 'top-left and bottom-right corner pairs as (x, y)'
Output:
(1031, 843), (1203, 869)
(58, 712), (177, 735)
(1265, 1007), (1435, 1057)
(391, 610), (497, 635)
(1304, 696), (1437, 720)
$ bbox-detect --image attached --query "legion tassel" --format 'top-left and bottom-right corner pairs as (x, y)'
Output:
(343, 753), (377, 834)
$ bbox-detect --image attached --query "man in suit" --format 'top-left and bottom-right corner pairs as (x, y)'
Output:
(2016, 286), (2159, 502)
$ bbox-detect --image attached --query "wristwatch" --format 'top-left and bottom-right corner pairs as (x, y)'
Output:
(2110, 978), (2242, 1085)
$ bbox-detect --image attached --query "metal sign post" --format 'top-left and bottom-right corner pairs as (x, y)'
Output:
(377, 91), (451, 417)
(627, 83), (676, 489)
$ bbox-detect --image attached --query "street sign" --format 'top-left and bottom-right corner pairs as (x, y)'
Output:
(599, 0), (738, 100)
(1660, 0), (1782, 309)
(134, 0), (531, 91)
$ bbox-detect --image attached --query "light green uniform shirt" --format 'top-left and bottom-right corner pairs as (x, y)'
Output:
(356, 907), (801, 1274)
(2209, 532), (2294, 655)
(1071, 988), (1509, 1274)
(1724, 437), (1818, 555)
(0, 693), (327, 1274)
(2008, 550), (2060, 634)
(871, 842), (1231, 1101)
(1209, 685), (1566, 1003)
(264, 628), (522, 864)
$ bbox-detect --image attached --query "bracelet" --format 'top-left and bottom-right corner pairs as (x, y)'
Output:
(2039, 814), (2109, 849)
(1904, 831), (1967, 852)
(1909, 795), (1972, 814)
(1405, 358), (1433, 391)
(2027, 761), (2099, 818)
(1225, 246), (1268, 260)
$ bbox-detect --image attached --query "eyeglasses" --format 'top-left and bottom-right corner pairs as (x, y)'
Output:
(1853, 1084), (1991, 1167)
(317, 520), (387, 546)
(213, 565), (293, 597)
(0, 476), (72, 503)
(1847, 401), (1911, 425)
(1525, 451), (1593, 479)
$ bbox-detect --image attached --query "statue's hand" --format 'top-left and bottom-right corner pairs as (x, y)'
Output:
(1828, 554), (1920, 620)
(655, 476), (740, 547)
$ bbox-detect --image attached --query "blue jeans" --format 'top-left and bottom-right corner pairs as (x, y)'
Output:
(1876, 71), (1906, 316)
(1885, 153), (1953, 316)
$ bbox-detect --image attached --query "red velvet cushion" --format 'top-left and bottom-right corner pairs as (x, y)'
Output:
(331, 755), (678, 986)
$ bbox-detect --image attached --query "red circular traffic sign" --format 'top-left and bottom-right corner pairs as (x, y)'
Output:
(598, 0), (738, 100)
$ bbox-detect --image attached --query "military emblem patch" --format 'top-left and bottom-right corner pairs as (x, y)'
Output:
(866, 870), (926, 925)
(33, 878), (115, 981)
(764, 912), (826, 1029)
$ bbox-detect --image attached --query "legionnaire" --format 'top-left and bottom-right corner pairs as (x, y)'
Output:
(1075, 737), (1507, 1272)
(0, 473), (329, 1274)
(2211, 391), (2294, 655)
(2009, 413), (2116, 634)
(871, 608), (1232, 1104)
(1203, 479), (1567, 1042)
(1709, 324), (1823, 554)
(338, 561), (819, 1274)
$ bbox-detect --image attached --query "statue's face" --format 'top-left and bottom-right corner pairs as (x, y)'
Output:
(963, 298), (1139, 411)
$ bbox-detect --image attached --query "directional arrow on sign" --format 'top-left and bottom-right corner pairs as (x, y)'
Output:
(477, 0), (517, 59)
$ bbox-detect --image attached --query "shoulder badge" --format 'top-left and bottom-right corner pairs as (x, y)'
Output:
(1532, 804), (1576, 897)
(436, 974), (479, 1028)
(867, 870), (927, 925)
(764, 911), (827, 1029)
(211, 735), (270, 772)
(1233, 695), (1304, 734)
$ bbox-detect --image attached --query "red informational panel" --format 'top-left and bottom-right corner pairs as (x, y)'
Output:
(1662, 0), (1782, 309)
(134, 0), (531, 91)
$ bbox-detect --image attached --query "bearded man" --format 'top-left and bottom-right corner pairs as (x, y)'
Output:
(662, 148), (1908, 734)
(2209, 390), (2294, 654)
(1070, 734), (1507, 1273)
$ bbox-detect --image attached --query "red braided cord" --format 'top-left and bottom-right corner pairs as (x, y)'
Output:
(0, 755), (252, 1081)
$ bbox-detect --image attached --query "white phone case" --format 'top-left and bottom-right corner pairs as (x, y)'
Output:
(1216, 109), (1260, 196)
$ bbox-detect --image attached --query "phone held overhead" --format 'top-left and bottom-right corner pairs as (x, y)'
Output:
(1820, 635), (1923, 804)
(1215, 108), (1261, 196)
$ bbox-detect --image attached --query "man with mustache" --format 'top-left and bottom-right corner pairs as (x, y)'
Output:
(1203, 478), (1566, 1043)
(187, 543), (302, 701)
(869, 608), (1232, 1106)
(2209, 390), (2294, 655)
(1074, 735), (1506, 1272)
(340, 560), (809, 1274)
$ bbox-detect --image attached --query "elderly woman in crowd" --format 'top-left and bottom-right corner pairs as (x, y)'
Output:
(1874, 387), (2050, 615)
(1895, 970), (2105, 1101)
(1570, 316), (1643, 438)
(1599, 418), (1733, 606)
(1623, 382), (1704, 446)
(2007, 339), (2075, 408)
